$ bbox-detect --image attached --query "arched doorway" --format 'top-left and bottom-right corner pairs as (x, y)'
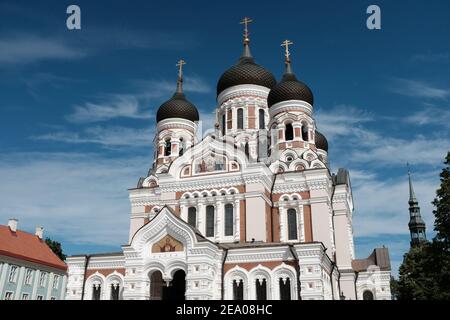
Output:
(150, 271), (165, 300)
(363, 290), (374, 300)
(167, 270), (186, 301)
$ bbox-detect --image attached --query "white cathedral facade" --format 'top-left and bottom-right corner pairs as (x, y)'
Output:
(65, 21), (392, 301)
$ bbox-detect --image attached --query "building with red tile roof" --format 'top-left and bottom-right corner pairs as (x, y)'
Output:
(0, 219), (67, 300)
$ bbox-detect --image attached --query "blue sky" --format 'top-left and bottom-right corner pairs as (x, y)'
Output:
(1, 0), (449, 276)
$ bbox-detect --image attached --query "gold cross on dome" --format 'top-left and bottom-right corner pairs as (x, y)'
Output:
(176, 59), (186, 79)
(240, 17), (253, 41)
(281, 40), (294, 61)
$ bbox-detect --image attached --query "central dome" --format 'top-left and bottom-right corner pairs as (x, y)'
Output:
(216, 44), (276, 97)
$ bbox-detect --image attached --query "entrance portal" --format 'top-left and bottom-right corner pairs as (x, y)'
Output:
(167, 270), (186, 301)
(150, 271), (164, 300)
(149, 269), (186, 300)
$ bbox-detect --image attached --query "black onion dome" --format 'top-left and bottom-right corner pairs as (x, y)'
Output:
(268, 62), (314, 107)
(315, 130), (328, 152)
(217, 44), (276, 97)
(156, 88), (199, 122)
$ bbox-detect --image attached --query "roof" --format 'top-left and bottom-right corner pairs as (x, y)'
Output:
(156, 92), (199, 123)
(267, 62), (314, 107)
(315, 130), (328, 152)
(352, 248), (391, 272)
(0, 225), (67, 271)
(216, 43), (276, 97)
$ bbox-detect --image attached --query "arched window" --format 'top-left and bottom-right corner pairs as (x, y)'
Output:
(244, 142), (249, 158)
(164, 138), (171, 156)
(92, 285), (101, 300)
(287, 209), (298, 240)
(237, 108), (244, 129)
(301, 123), (309, 141)
(233, 279), (244, 300)
(256, 279), (267, 300)
(224, 204), (234, 236)
(363, 290), (374, 300)
(188, 207), (197, 228)
(110, 284), (120, 300)
(285, 123), (294, 141)
(206, 205), (215, 237)
(222, 114), (226, 135)
(279, 278), (291, 300)
(259, 109), (265, 129)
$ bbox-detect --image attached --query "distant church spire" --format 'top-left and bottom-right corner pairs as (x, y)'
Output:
(407, 163), (427, 247)
(239, 17), (253, 60)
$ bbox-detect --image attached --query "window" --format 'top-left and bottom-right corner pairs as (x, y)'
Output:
(301, 123), (308, 141)
(224, 204), (234, 236)
(4, 292), (13, 300)
(244, 142), (249, 158)
(164, 138), (171, 156)
(232, 279), (244, 300)
(206, 205), (215, 237)
(8, 266), (18, 283)
(21, 293), (30, 300)
(279, 278), (291, 300)
(188, 207), (197, 228)
(36, 295), (44, 300)
(222, 114), (226, 135)
(24, 268), (33, 285)
(111, 284), (120, 300)
(39, 272), (47, 287)
(237, 108), (244, 129)
(287, 209), (298, 240)
(363, 290), (374, 300)
(285, 123), (294, 141)
(53, 275), (59, 289)
(92, 285), (101, 300)
(259, 109), (265, 129)
(256, 279), (267, 300)
(179, 137), (184, 156)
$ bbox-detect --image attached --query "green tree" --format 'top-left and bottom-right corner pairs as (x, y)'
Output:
(45, 238), (66, 261)
(397, 152), (450, 300)
(432, 152), (450, 249)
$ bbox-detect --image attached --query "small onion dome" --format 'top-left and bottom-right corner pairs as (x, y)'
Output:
(267, 56), (314, 107)
(315, 130), (328, 152)
(156, 75), (199, 123)
(216, 42), (276, 97)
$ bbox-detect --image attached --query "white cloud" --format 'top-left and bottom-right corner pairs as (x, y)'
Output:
(315, 105), (374, 139)
(32, 126), (154, 148)
(389, 78), (450, 100)
(0, 35), (85, 65)
(66, 95), (152, 124)
(350, 135), (450, 166)
(0, 152), (150, 247)
(352, 170), (439, 238)
(404, 106), (450, 127)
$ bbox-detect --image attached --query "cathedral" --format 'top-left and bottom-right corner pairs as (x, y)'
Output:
(65, 18), (392, 301)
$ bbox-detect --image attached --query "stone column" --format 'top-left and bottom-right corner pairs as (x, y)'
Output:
(234, 199), (240, 242)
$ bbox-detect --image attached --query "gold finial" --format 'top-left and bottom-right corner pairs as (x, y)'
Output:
(281, 40), (294, 62)
(176, 59), (186, 80)
(240, 17), (253, 43)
